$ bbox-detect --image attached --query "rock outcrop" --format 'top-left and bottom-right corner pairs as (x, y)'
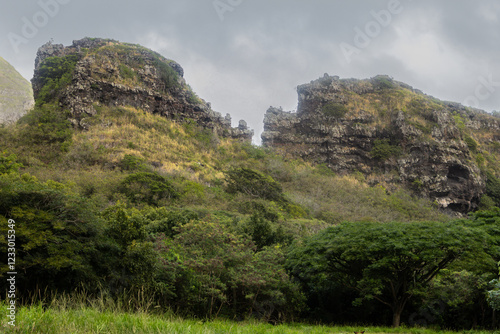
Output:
(0, 57), (34, 123)
(32, 38), (253, 141)
(263, 75), (500, 213)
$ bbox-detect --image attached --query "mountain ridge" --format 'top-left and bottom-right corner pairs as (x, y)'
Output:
(17, 37), (500, 214)
(31, 37), (253, 141)
(262, 74), (500, 213)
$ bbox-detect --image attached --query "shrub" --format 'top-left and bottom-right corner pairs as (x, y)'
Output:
(372, 76), (395, 90)
(370, 139), (401, 160)
(244, 214), (293, 250)
(120, 172), (179, 206)
(236, 199), (283, 222)
(486, 171), (500, 206)
(17, 104), (73, 162)
(479, 195), (497, 211)
(118, 64), (135, 80)
(0, 152), (23, 174)
(145, 207), (200, 237)
(453, 113), (466, 130)
(187, 89), (203, 104)
(321, 102), (348, 118)
(151, 56), (180, 91)
(180, 180), (206, 204)
(285, 202), (308, 218)
(314, 163), (336, 176)
(0, 172), (100, 293)
(102, 204), (147, 247)
(464, 134), (478, 153)
(20, 104), (73, 145)
(241, 143), (268, 160)
(156, 220), (304, 320)
(36, 54), (80, 105)
(225, 168), (286, 202)
(119, 154), (148, 172)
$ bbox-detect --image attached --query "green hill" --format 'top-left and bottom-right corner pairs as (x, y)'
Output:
(0, 39), (499, 329)
(0, 57), (34, 123)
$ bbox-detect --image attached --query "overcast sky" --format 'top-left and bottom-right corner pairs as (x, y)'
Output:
(1, 0), (499, 144)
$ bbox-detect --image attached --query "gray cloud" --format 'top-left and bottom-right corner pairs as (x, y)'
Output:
(1, 0), (499, 144)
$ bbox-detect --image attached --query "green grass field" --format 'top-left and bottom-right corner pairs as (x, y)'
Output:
(0, 303), (495, 334)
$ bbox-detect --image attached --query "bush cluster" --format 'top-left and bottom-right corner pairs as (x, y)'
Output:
(2, 97), (497, 329)
(36, 54), (80, 105)
(120, 172), (179, 206)
(370, 139), (402, 160)
(321, 102), (348, 118)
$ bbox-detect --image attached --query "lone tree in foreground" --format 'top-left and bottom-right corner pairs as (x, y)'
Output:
(288, 220), (493, 327)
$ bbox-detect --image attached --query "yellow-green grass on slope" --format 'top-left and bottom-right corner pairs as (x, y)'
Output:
(283, 168), (450, 224)
(0, 304), (493, 334)
(0, 103), (450, 222)
(69, 105), (274, 184)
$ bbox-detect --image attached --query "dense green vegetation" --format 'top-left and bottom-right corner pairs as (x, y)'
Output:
(2, 54), (500, 330)
(287, 220), (496, 327)
(370, 139), (402, 160)
(36, 55), (80, 106)
(321, 102), (348, 118)
(1, 103), (499, 330)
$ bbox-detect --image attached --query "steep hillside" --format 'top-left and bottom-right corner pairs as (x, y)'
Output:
(0, 57), (34, 123)
(31, 38), (252, 140)
(4, 39), (498, 330)
(262, 75), (500, 213)
(0, 41), (447, 225)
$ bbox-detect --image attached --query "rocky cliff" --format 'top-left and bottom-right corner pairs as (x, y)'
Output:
(31, 38), (253, 141)
(0, 57), (34, 123)
(262, 75), (500, 213)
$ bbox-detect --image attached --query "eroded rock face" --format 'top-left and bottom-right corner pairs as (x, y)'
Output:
(263, 75), (500, 213)
(32, 38), (253, 141)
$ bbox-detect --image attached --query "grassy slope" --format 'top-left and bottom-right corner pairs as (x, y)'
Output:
(0, 303), (491, 334)
(0, 57), (33, 121)
(0, 83), (458, 332)
(0, 104), (449, 225)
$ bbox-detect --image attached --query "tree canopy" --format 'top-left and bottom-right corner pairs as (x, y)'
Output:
(287, 220), (494, 327)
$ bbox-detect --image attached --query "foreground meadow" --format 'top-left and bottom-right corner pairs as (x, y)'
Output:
(0, 303), (496, 334)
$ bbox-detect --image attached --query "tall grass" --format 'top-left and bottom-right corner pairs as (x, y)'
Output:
(0, 290), (495, 334)
(0, 293), (495, 334)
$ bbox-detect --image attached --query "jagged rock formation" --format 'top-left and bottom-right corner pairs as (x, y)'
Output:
(31, 38), (253, 141)
(263, 74), (500, 213)
(0, 57), (34, 123)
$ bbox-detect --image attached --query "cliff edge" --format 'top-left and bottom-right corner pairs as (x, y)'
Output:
(262, 75), (500, 213)
(31, 38), (253, 141)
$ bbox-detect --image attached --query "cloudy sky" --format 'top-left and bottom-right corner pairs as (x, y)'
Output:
(1, 0), (499, 143)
